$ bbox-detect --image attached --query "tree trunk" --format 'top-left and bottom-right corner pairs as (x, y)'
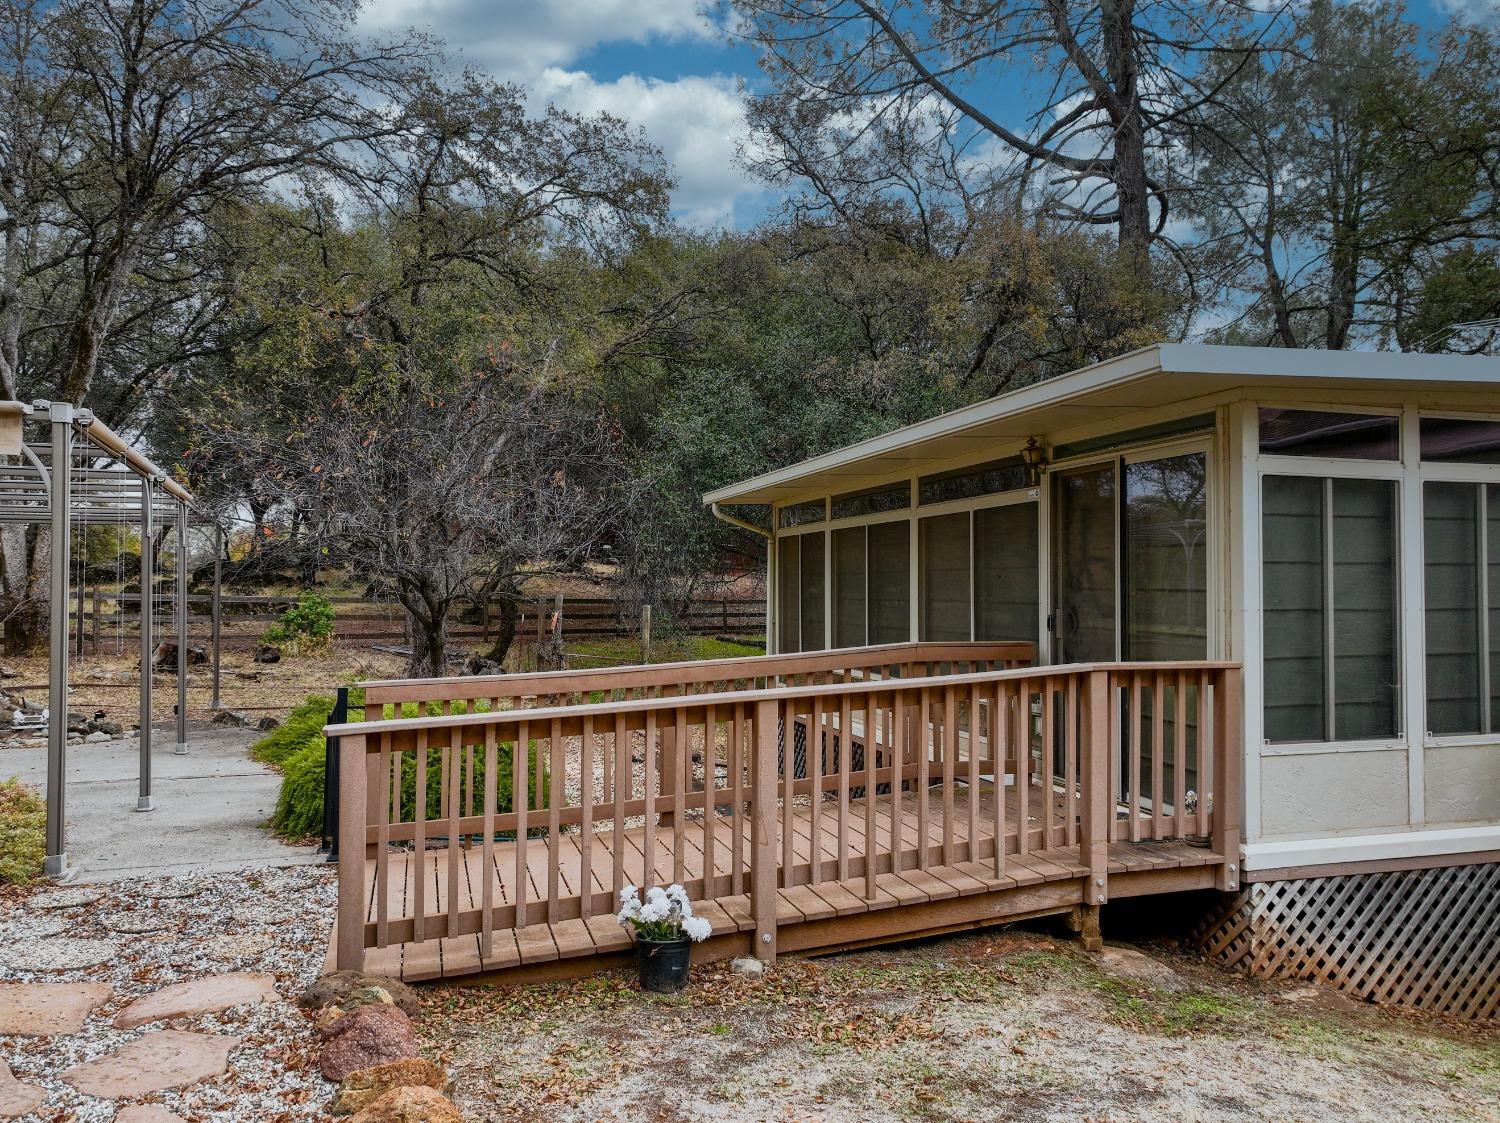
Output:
(1100, 0), (1152, 265)
(486, 590), (520, 665)
(0, 524), (47, 654)
(403, 594), (449, 678)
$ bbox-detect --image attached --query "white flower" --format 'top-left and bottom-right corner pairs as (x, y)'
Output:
(681, 915), (712, 942)
(639, 896), (672, 923)
(619, 885), (640, 907)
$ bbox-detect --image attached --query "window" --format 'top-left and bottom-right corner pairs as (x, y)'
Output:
(1124, 453), (1208, 660)
(832, 484), (910, 520)
(775, 531), (826, 652)
(832, 526), (867, 648)
(974, 504), (1038, 643)
(1420, 417), (1500, 464)
(1262, 476), (1400, 743)
(1259, 409), (1399, 461)
(778, 500), (825, 528)
(919, 512), (970, 640)
(919, 458), (1029, 505)
(867, 520), (910, 644)
(1424, 482), (1500, 734)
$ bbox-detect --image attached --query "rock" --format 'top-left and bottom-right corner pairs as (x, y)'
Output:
(115, 1107), (190, 1123)
(0, 938), (118, 972)
(84, 730), (111, 743)
(300, 971), (422, 1018)
(0, 667), (15, 679)
(212, 709), (250, 727)
(0, 1060), (44, 1120)
(28, 885), (105, 910)
(114, 972), (278, 1029)
(256, 715), (280, 731)
(460, 654), (503, 676)
(0, 982), (111, 1036)
(253, 644), (281, 664)
(152, 641), (209, 671)
(349, 1085), (463, 1123)
(1094, 945), (1187, 992)
(318, 1004), (420, 1082)
(730, 956), (767, 978)
(61, 1030), (239, 1098)
(331, 1058), (452, 1115)
(88, 720), (125, 736)
(100, 909), (174, 935)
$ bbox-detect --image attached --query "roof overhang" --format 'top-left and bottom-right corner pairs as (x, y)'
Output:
(704, 344), (1500, 507)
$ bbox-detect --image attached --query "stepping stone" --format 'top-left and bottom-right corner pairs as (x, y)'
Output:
(115, 1107), (188, 1123)
(101, 910), (174, 935)
(114, 972), (278, 1029)
(27, 886), (105, 910)
(0, 915), (69, 941)
(0, 937), (118, 972)
(206, 933), (272, 962)
(61, 1029), (239, 1098)
(0, 982), (112, 1036)
(136, 882), (202, 901)
(0, 1061), (44, 1120)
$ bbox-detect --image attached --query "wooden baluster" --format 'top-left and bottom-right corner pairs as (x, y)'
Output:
(1080, 669), (1111, 906)
(1128, 674), (1143, 843)
(1173, 672), (1188, 840)
(890, 691), (905, 871)
(916, 687), (931, 870)
(731, 704), (745, 897)
(413, 729), (428, 943)
(993, 681), (1006, 876)
(376, 731), (391, 948)
(838, 692), (852, 885)
(547, 719), (563, 923)
(1013, 683), (1029, 855)
(514, 720), (529, 930)
(1151, 674), (1166, 840)
(703, 705), (718, 899)
(942, 686), (957, 866)
(781, 698), (795, 887)
(580, 714), (594, 919)
(612, 714), (628, 900)
(673, 707), (688, 886)
(967, 682), (980, 863)
(1065, 676), (1079, 848)
(334, 733), (369, 972)
(809, 693), (823, 883)
(864, 693), (879, 896)
(481, 724), (497, 960)
(643, 710), (657, 891)
(464, 739), (475, 834)
(1041, 678), (1056, 849)
(751, 697), (778, 962)
(446, 727), (462, 938)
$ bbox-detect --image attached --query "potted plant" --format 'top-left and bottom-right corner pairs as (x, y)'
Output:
(617, 884), (712, 993)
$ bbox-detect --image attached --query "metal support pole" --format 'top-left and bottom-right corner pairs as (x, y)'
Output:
(137, 476), (154, 812)
(321, 686), (349, 859)
(43, 403), (73, 877)
(173, 502), (188, 755)
(210, 523), (223, 711)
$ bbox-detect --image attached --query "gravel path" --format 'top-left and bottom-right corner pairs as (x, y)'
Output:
(1, 865), (337, 1122)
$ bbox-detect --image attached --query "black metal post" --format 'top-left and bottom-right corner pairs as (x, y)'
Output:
(322, 685), (349, 860)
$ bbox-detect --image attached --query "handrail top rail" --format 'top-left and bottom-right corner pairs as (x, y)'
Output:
(356, 640), (1034, 703)
(328, 659), (1241, 741)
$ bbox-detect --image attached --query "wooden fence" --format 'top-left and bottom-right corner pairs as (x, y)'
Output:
(327, 646), (1241, 972)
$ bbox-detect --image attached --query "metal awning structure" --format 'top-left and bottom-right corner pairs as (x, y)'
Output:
(0, 400), (225, 879)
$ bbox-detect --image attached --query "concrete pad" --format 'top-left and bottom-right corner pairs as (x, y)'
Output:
(114, 972), (278, 1029)
(61, 1029), (240, 1098)
(0, 981), (111, 1035)
(0, 725), (320, 881)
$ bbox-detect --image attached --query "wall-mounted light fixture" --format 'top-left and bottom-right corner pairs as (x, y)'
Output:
(1020, 436), (1049, 485)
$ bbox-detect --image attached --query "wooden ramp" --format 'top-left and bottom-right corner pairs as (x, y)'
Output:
(327, 788), (1229, 985)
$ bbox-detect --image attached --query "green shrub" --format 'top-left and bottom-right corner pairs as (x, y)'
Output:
(262, 593), (335, 652)
(0, 778), (45, 885)
(260, 690), (547, 841)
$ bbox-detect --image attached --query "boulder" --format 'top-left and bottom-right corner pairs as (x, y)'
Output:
(730, 956), (767, 979)
(151, 642), (209, 671)
(256, 715), (280, 731)
(349, 1085), (463, 1123)
(300, 971), (422, 1018)
(318, 1004), (420, 1083)
(253, 644), (281, 664)
(1093, 945), (1187, 992)
(331, 1058), (452, 1115)
(212, 709), (251, 727)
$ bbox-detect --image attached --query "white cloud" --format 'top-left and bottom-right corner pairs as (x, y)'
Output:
(537, 68), (762, 227)
(360, 0), (716, 83)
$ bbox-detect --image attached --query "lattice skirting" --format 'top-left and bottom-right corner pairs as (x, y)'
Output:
(1189, 862), (1499, 1020)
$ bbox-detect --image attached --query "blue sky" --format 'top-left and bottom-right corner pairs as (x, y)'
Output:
(361, 1), (1496, 231)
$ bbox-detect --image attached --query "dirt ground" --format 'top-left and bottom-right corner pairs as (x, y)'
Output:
(418, 926), (1500, 1123)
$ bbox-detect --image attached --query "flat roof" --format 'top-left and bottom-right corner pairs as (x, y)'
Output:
(704, 344), (1500, 507)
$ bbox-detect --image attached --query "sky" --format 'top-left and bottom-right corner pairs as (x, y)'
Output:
(359, 0), (1497, 232)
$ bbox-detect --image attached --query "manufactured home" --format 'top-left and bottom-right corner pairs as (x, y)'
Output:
(325, 343), (1495, 1020)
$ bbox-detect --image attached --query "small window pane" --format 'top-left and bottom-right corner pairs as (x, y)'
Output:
(776, 535), (800, 653)
(919, 458), (1029, 505)
(1420, 417), (1500, 464)
(833, 526), (867, 648)
(919, 512), (970, 641)
(867, 520), (911, 644)
(1331, 479), (1398, 740)
(1124, 454), (1208, 661)
(778, 500), (825, 528)
(1425, 483), (1482, 734)
(832, 484), (910, 520)
(799, 531), (826, 651)
(1259, 408), (1398, 460)
(974, 504), (1038, 644)
(1262, 476), (1327, 742)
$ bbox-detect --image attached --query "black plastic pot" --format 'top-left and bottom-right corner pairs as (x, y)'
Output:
(635, 934), (693, 993)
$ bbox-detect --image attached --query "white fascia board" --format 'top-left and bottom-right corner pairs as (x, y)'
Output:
(1244, 825), (1500, 871)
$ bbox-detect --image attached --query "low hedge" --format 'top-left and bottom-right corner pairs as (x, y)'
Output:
(257, 692), (548, 841)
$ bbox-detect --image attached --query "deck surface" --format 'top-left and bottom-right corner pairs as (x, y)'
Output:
(330, 783), (1226, 983)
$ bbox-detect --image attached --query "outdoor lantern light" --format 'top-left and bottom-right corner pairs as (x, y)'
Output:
(1020, 436), (1049, 484)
